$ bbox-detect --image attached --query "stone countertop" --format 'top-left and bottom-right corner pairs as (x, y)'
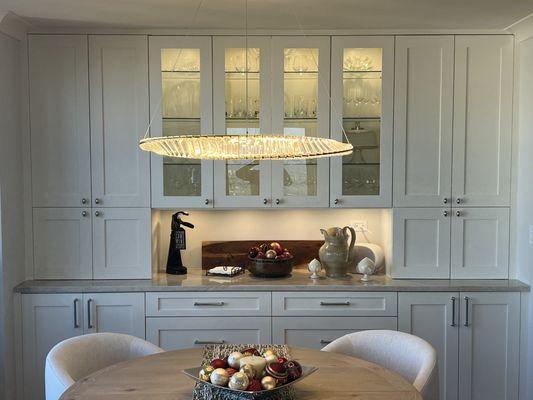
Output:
(14, 269), (530, 293)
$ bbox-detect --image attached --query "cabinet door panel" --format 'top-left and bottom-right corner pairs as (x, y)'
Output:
(29, 35), (91, 207)
(89, 35), (150, 207)
(149, 36), (213, 208)
(33, 208), (92, 279)
(146, 317), (271, 350)
(453, 36), (513, 207)
(272, 316), (397, 350)
(83, 293), (145, 338)
(92, 208), (151, 279)
(22, 294), (83, 400)
(392, 208), (451, 278)
(459, 293), (520, 400)
(451, 208), (509, 279)
(393, 36), (454, 207)
(399, 292), (459, 400)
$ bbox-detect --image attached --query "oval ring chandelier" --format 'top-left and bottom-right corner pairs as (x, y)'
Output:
(139, 0), (353, 161)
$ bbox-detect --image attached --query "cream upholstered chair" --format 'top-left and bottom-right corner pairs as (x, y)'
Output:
(45, 332), (164, 400)
(322, 330), (438, 400)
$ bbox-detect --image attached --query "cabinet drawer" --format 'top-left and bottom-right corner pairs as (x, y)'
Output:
(146, 317), (271, 350)
(272, 292), (397, 316)
(273, 316), (397, 350)
(146, 292), (271, 316)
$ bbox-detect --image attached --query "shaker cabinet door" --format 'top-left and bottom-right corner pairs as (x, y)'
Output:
(89, 35), (150, 207)
(92, 208), (151, 279)
(391, 208), (451, 278)
(393, 36), (454, 207)
(29, 35), (91, 207)
(33, 208), (93, 279)
(452, 36), (513, 207)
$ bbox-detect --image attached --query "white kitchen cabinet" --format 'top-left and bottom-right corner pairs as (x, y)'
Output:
(146, 317), (271, 350)
(330, 36), (394, 208)
(272, 316), (397, 350)
(458, 292), (520, 400)
(83, 293), (146, 337)
(391, 208), (451, 278)
(22, 294), (83, 400)
(451, 208), (510, 279)
(393, 36), (454, 208)
(89, 35), (150, 208)
(452, 36), (513, 207)
(399, 292), (460, 400)
(29, 35), (91, 208)
(149, 36), (213, 208)
(33, 208), (93, 279)
(92, 208), (151, 279)
(270, 36), (330, 207)
(213, 36), (273, 208)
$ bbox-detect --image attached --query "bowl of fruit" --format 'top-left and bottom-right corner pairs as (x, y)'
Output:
(247, 242), (293, 278)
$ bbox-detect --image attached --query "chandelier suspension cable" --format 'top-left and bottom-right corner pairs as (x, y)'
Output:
(285, 1), (350, 145)
(244, 0), (249, 136)
(142, 0), (206, 140)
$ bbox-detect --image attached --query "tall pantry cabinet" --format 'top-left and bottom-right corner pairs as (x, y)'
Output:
(29, 35), (151, 279)
(391, 35), (513, 279)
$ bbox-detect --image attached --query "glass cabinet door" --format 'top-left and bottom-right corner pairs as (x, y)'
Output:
(149, 36), (213, 208)
(271, 37), (330, 207)
(330, 36), (394, 207)
(213, 37), (272, 207)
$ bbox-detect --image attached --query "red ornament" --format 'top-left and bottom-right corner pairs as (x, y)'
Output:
(210, 358), (227, 369)
(284, 360), (302, 382)
(270, 242), (283, 255)
(247, 379), (263, 391)
(265, 362), (288, 385)
(226, 367), (238, 377)
(277, 357), (288, 364)
(241, 347), (260, 357)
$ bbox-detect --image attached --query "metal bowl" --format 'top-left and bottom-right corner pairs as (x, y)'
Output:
(247, 256), (293, 278)
(183, 365), (318, 400)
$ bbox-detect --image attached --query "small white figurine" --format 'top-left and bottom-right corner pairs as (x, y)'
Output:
(308, 258), (323, 279)
(357, 257), (376, 282)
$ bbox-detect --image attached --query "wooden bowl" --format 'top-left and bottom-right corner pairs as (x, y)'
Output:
(247, 256), (293, 278)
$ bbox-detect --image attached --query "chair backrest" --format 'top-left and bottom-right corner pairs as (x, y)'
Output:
(322, 330), (437, 399)
(45, 333), (163, 400)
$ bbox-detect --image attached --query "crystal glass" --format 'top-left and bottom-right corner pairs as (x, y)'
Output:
(224, 48), (261, 196)
(283, 48), (319, 196)
(161, 48), (202, 196)
(341, 48), (382, 196)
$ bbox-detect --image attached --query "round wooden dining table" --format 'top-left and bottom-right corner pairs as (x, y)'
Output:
(60, 347), (422, 400)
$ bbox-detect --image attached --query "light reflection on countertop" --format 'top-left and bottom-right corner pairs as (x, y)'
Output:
(14, 268), (530, 293)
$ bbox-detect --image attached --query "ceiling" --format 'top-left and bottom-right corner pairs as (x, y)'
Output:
(1, 0), (532, 30)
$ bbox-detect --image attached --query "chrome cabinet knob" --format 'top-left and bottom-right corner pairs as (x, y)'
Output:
(81, 198), (87, 204)
(456, 210), (461, 217)
(94, 211), (102, 217)
(204, 199), (209, 205)
(456, 198), (462, 204)
(263, 198), (268, 205)
(94, 198), (101, 204)
(443, 210), (449, 217)
(334, 199), (339, 205)
(82, 211), (88, 217)
(443, 198), (448, 204)
(275, 198), (280, 205)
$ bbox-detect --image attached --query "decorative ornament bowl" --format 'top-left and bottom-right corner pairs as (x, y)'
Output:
(183, 365), (318, 400)
(247, 256), (293, 278)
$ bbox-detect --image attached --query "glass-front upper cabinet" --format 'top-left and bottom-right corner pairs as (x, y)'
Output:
(330, 36), (394, 207)
(213, 37), (272, 207)
(271, 37), (331, 207)
(149, 36), (213, 208)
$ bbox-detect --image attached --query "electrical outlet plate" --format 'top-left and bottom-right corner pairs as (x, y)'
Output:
(351, 220), (368, 232)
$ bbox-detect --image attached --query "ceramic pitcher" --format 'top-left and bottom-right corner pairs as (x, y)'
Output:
(318, 226), (356, 278)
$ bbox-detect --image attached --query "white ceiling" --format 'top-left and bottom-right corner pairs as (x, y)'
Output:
(1, 0), (532, 30)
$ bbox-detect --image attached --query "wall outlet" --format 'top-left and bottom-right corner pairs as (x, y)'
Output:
(529, 225), (533, 245)
(351, 220), (368, 232)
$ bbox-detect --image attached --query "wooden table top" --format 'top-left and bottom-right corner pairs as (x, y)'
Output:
(61, 347), (422, 400)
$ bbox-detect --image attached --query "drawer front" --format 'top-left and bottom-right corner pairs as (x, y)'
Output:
(272, 292), (397, 316)
(146, 317), (272, 350)
(146, 292), (271, 317)
(273, 316), (397, 350)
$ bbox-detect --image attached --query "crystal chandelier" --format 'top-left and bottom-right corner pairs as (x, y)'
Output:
(139, 0), (352, 161)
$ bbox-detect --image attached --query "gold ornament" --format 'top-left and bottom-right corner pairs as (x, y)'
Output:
(210, 368), (230, 386)
(261, 375), (277, 390)
(228, 371), (250, 391)
(199, 365), (215, 382)
(240, 364), (255, 380)
(264, 353), (278, 365)
(262, 349), (277, 358)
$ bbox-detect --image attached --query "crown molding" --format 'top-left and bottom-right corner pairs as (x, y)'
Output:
(0, 11), (32, 41)
(506, 13), (533, 41)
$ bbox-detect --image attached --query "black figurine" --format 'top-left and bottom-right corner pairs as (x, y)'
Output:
(166, 211), (194, 275)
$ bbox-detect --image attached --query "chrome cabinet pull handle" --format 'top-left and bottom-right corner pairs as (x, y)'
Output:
(263, 198), (268, 205)
(464, 296), (470, 327)
(82, 211), (88, 217)
(320, 301), (350, 306)
(443, 198), (448, 204)
(81, 198), (87, 204)
(194, 340), (225, 345)
(74, 299), (80, 328)
(94, 198), (101, 204)
(320, 339), (333, 344)
(450, 297), (456, 327)
(275, 198), (280, 205)
(204, 199), (209, 205)
(456, 210), (461, 217)
(443, 210), (449, 217)
(87, 299), (94, 329)
(94, 211), (102, 217)
(456, 198), (462, 204)
(334, 199), (339, 205)
(193, 301), (225, 306)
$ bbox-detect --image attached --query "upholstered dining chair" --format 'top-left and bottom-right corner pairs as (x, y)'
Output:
(45, 332), (164, 400)
(322, 330), (438, 400)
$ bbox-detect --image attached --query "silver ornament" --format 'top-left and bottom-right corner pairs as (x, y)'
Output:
(210, 368), (230, 386)
(228, 371), (250, 391)
(227, 351), (243, 369)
